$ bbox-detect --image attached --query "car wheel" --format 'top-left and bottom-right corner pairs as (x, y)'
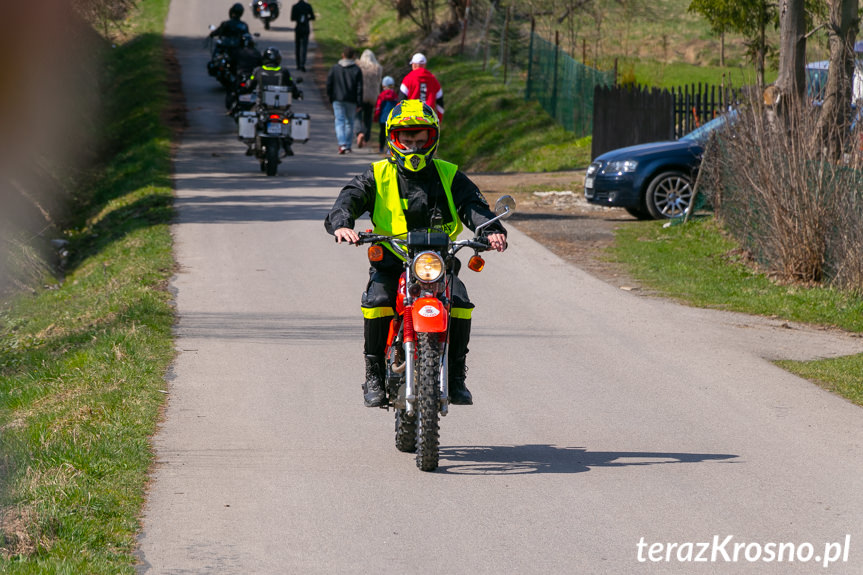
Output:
(645, 170), (693, 219)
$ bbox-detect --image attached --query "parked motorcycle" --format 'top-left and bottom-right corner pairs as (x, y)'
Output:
(349, 196), (515, 471)
(250, 0), (280, 30)
(237, 81), (309, 176)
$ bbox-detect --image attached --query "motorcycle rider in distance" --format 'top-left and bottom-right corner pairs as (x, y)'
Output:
(324, 100), (507, 407)
(210, 3), (250, 40)
(246, 47), (303, 156)
(235, 33), (263, 76)
(226, 33), (262, 114)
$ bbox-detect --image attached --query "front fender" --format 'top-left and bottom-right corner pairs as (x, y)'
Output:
(411, 297), (448, 333)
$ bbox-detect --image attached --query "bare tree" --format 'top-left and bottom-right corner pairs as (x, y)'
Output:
(814, 0), (859, 161)
(775, 0), (807, 107)
(689, 0), (776, 88)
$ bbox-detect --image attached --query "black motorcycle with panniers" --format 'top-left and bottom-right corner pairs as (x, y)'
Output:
(237, 83), (310, 176)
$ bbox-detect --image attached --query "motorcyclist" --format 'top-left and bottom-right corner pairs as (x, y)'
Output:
(210, 3), (250, 42)
(234, 33), (263, 77)
(246, 47), (303, 156)
(324, 100), (507, 407)
(225, 34), (263, 115)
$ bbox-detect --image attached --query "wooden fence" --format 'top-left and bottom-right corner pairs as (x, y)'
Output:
(591, 83), (742, 160)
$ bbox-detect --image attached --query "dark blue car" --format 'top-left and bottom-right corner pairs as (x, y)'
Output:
(584, 113), (732, 219)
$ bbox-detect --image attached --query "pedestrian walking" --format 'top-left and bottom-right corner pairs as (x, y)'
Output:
(399, 52), (444, 120)
(355, 49), (382, 149)
(326, 46), (363, 154)
(290, 0), (315, 71)
(373, 76), (399, 153)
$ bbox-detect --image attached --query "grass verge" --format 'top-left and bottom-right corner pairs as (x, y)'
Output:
(610, 217), (863, 405)
(0, 0), (174, 572)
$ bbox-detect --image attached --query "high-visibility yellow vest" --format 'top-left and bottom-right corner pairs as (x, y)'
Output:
(371, 159), (463, 261)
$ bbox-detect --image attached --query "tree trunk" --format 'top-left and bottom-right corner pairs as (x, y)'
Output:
(814, 0), (859, 161)
(775, 0), (806, 107)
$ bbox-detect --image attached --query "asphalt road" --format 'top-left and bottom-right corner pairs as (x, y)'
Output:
(137, 2), (863, 573)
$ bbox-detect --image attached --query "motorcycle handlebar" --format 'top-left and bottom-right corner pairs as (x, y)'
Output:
(346, 231), (491, 252)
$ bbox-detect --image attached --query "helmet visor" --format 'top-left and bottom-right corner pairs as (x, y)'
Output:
(390, 128), (436, 153)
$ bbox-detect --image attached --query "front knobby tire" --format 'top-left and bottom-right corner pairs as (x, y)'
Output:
(394, 409), (417, 453)
(265, 142), (279, 176)
(415, 333), (441, 471)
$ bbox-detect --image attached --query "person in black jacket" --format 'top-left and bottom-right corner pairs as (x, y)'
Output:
(326, 47), (363, 154)
(210, 3), (250, 43)
(290, 0), (315, 71)
(324, 100), (507, 407)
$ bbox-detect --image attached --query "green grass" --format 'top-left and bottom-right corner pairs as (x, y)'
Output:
(611, 218), (863, 331)
(0, 0), (174, 571)
(610, 217), (863, 405)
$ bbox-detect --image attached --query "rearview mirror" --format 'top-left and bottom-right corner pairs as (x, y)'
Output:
(494, 195), (515, 219)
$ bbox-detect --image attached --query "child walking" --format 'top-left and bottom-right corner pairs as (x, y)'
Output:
(373, 76), (400, 153)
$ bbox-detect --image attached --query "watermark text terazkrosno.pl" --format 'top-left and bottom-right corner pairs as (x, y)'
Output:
(636, 535), (851, 568)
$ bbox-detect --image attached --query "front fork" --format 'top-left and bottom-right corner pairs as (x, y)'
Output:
(402, 304), (449, 417)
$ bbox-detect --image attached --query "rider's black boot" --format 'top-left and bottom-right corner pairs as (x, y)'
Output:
(448, 317), (473, 405)
(363, 354), (386, 408)
(448, 355), (473, 405)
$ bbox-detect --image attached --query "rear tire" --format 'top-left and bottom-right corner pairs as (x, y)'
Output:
(415, 333), (441, 472)
(395, 410), (417, 453)
(264, 142), (279, 176)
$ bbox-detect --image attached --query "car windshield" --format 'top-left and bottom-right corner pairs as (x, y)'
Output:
(680, 111), (736, 144)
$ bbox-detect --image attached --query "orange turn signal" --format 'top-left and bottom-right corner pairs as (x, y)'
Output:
(368, 245), (384, 262)
(467, 255), (485, 272)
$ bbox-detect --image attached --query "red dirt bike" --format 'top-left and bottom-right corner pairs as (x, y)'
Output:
(349, 195), (514, 471)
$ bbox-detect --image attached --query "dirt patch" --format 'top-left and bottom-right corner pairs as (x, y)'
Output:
(469, 171), (644, 290)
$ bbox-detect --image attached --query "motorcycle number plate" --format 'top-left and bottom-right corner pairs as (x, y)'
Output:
(260, 9), (271, 16)
(418, 305), (440, 318)
(267, 123), (283, 135)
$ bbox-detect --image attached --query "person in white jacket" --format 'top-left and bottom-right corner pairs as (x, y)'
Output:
(355, 50), (383, 148)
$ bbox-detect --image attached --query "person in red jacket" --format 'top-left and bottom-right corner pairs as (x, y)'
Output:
(373, 76), (399, 153)
(399, 53), (444, 120)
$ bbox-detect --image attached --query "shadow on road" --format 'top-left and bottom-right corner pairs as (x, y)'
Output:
(438, 444), (737, 475)
(173, 192), (332, 223)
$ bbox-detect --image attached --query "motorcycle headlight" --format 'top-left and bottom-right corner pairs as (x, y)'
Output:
(412, 251), (444, 282)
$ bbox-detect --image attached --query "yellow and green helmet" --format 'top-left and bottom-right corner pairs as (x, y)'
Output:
(385, 99), (440, 172)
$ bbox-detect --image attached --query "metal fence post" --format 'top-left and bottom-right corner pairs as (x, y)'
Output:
(551, 31), (560, 120)
(526, 18), (535, 99)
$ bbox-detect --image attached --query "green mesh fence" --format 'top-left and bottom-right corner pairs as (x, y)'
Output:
(526, 34), (614, 137)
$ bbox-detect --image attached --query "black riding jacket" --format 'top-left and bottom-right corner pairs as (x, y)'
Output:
(211, 18), (250, 39)
(325, 159), (507, 271)
(248, 66), (301, 102)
